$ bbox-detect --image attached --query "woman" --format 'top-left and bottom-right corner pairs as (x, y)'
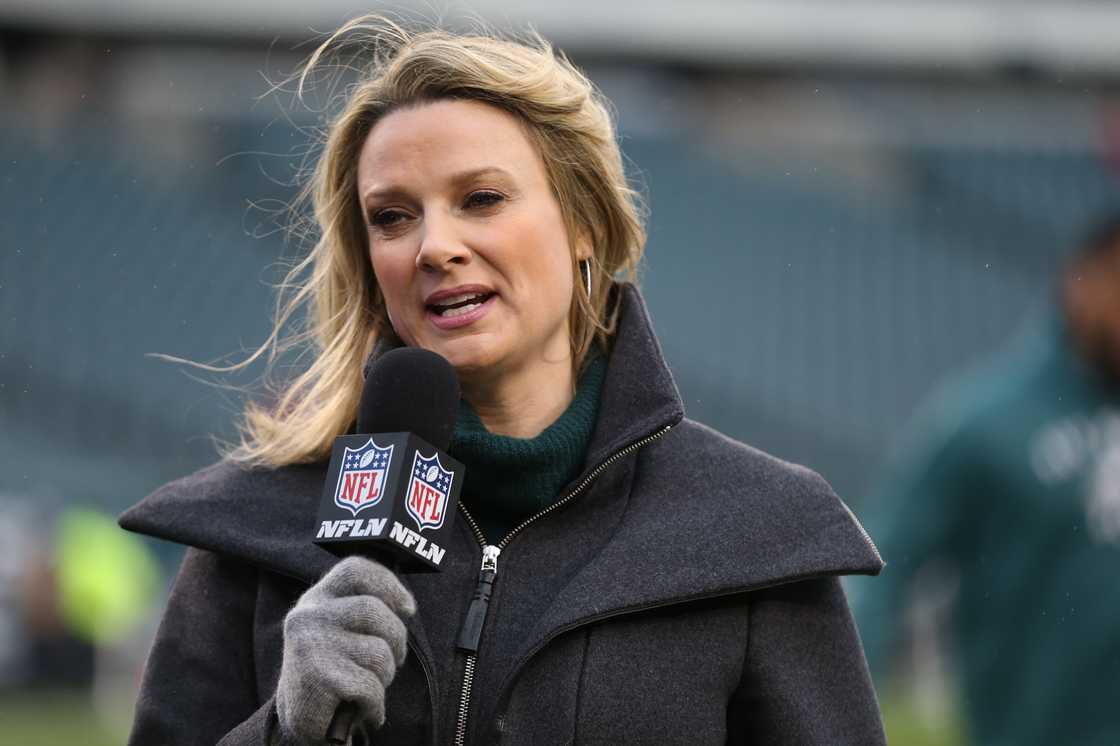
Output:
(121, 16), (886, 745)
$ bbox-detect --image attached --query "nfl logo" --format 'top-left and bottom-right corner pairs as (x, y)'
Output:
(334, 438), (394, 516)
(406, 451), (455, 532)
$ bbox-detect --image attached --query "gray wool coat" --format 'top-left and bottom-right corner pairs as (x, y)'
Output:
(120, 284), (886, 746)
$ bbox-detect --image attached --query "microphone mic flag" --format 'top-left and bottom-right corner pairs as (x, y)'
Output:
(314, 347), (463, 572)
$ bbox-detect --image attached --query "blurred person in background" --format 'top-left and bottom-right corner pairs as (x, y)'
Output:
(0, 501), (158, 739)
(119, 15), (886, 746)
(856, 215), (1120, 745)
(0, 500), (96, 691)
(0, 504), (157, 690)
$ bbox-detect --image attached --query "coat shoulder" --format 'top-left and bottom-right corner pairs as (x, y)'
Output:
(666, 418), (844, 505)
(137, 459), (275, 509)
(628, 418), (883, 580)
(119, 459), (335, 584)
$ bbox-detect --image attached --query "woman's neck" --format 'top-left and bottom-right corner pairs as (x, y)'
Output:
(461, 356), (575, 438)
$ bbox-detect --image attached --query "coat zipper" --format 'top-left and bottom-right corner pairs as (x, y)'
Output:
(450, 423), (675, 746)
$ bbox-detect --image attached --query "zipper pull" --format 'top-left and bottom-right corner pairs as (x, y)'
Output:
(457, 545), (501, 652)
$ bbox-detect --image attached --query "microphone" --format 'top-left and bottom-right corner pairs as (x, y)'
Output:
(318, 347), (463, 744)
(314, 347), (464, 571)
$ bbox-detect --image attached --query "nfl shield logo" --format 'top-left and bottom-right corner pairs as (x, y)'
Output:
(406, 451), (454, 532)
(334, 438), (394, 516)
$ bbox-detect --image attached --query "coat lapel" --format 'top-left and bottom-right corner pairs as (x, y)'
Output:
(528, 436), (882, 645)
(120, 460), (335, 585)
(485, 421), (883, 710)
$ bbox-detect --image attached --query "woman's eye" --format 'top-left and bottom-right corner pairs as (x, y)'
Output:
(464, 191), (504, 209)
(369, 209), (408, 228)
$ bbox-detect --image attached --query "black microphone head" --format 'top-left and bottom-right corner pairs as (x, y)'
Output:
(357, 347), (460, 450)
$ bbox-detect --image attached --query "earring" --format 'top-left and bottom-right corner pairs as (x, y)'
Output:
(580, 259), (592, 298)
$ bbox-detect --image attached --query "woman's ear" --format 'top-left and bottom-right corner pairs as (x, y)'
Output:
(574, 228), (593, 262)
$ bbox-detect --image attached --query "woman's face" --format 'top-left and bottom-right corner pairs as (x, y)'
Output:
(358, 99), (587, 382)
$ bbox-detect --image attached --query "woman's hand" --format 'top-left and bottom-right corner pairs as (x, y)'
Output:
(276, 556), (417, 743)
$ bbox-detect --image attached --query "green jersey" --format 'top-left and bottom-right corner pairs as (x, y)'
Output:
(855, 310), (1120, 746)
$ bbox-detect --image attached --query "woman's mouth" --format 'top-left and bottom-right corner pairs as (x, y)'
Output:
(427, 291), (494, 318)
(425, 291), (497, 330)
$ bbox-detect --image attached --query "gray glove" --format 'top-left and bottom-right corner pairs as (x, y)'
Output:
(276, 556), (417, 743)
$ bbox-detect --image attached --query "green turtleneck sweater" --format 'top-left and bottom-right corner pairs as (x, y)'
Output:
(449, 355), (607, 544)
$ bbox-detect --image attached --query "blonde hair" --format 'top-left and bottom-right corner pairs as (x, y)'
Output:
(230, 16), (646, 466)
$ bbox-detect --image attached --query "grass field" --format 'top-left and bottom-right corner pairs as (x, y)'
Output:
(881, 691), (966, 746)
(0, 692), (129, 746)
(0, 689), (963, 745)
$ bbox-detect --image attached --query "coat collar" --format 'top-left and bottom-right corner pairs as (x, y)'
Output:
(118, 284), (681, 583)
(119, 283), (879, 600)
(120, 459), (337, 583)
(584, 284), (684, 468)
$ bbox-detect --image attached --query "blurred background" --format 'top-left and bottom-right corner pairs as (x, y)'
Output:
(1, 1), (1118, 744)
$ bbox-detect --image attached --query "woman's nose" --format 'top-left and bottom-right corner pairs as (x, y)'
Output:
(415, 214), (471, 273)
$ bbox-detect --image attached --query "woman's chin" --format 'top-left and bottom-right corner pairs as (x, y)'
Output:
(422, 338), (506, 379)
